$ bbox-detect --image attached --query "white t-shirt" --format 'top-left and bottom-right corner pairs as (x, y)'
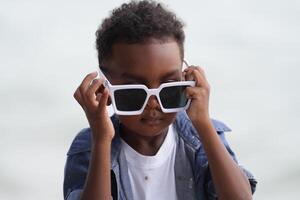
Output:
(121, 124), (178, 200)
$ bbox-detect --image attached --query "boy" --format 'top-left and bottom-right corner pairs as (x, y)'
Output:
(64, 1), (257, 200)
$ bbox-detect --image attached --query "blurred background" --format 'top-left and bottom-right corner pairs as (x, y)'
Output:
(1, 0), (299, 199)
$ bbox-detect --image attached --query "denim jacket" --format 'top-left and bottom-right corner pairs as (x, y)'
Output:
(63, 111), (257, 200)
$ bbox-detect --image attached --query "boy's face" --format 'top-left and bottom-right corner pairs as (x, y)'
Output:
(103, 38), (182, 137)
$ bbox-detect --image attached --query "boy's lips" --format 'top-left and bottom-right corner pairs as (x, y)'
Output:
(141, 117), (163, 125)
(140, 111), (163, 125)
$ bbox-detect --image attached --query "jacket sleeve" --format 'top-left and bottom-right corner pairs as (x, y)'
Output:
(63, 129), (92, 200)
(204, 131), (257, 199)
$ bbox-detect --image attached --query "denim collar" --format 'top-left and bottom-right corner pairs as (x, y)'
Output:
(109, 111), (231, 168)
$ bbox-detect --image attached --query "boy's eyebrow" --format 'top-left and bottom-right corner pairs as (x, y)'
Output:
(161, 69), (181, 80)
(122, 69), (181, 82)
(121, 72), (145, 82)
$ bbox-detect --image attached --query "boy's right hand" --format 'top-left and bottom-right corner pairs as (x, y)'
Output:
(73, 71), (115, 144)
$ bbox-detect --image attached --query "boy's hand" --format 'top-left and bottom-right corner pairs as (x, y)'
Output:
(184, 66), (253, 200)
(73, 71), (115, 144)
(184, 66), (211, 124)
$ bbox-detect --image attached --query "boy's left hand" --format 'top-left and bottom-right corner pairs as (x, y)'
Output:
(184, 65), (211, 124)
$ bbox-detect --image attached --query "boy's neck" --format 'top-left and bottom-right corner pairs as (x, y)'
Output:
(120, 125), (169, 156)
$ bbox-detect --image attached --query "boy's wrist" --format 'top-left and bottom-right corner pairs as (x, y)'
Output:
(190, 116), (211, 128)
(91, 128), (115, 144)
(92, 138), (113, 149)
(191, 117), (215, 137)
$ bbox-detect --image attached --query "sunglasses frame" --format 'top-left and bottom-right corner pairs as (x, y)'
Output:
(97, 67), (195, 115)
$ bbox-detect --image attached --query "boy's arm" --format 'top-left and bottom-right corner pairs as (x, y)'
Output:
(184, 66), (252, 199)
(73, 72), (115, 200)
(63, 128), (112, 200)
(193, 119), (252, 200)
(80, 141), (112, 200)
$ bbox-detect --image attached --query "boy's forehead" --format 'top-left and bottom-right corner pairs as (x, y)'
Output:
(104, 40), (182, 79)
(104, 62), (182, 84)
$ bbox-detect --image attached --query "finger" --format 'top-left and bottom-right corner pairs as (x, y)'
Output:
(95, 82), (105, 95)
(98, 94), (112, 106)
(73, 87), (84, 107)
(96, 93), (102, 102)
(96, 92), (112, 106)
(106, 96), (112, 106)
(193, 66), (209, 84)
(184, 65), (205, 74)
(79, 71), (98, 96)
(184, 66), (209, 88)
(187, 65), (206, 76)
(184, 66), (198, 81)
(98, 88), (109, 112)
(185, 87), (197, 99)
(86, 78), (105, 107)
(185, 86), (208, 100)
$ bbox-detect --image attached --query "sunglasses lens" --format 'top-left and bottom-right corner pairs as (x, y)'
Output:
(159, 86), (188, 109)
(114, 89), (147, 111)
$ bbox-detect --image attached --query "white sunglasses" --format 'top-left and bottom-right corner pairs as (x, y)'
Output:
(97, 66), (195, 115)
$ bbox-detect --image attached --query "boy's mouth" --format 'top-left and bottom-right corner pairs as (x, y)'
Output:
(141, 117), (163, 125)
(140, 110), (163, 125)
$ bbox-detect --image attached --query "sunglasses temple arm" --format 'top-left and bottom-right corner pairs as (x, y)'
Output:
(183, 60), (189, 67)
(97, 67), (111, 88)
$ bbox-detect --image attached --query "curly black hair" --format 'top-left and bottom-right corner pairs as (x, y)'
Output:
(95, 0), (185, 65)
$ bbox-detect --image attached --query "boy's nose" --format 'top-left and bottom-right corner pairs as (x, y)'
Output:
(145, 95), (161, 110)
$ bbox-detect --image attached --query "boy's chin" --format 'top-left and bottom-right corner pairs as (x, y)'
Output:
(137, 118), (175, 135)
(133, 125), (170, 138)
